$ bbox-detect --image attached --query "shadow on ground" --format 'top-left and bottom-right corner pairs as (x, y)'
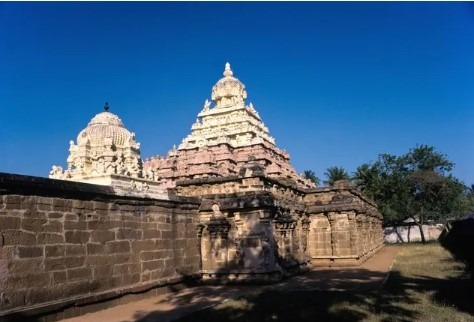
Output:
(130, 261), (473, 322)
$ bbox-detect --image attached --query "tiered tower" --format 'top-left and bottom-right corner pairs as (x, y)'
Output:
(144, 63), (314, 188)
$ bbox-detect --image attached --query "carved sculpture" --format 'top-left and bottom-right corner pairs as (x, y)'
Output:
(50, 102), (144, 181)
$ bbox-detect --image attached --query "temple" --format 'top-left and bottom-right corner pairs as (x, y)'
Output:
(0, 63), (383, 320)
(48, 62), (383, 280)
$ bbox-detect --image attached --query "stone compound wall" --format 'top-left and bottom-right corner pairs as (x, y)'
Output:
(0, 173), (384, 320)
(0, 173), (200, 320)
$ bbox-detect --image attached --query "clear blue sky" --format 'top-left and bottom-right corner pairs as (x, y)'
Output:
(1, 2), (473, 185)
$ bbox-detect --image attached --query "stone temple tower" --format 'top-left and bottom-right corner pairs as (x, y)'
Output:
(144, 63), (314, 188)
(50, 102), (165, 197)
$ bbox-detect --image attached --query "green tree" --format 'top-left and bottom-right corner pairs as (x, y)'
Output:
(355, 145), (469, 243)
(303, 170), (320, 186)
(324, 166), (350, 186)
(352, 163), (380, 198)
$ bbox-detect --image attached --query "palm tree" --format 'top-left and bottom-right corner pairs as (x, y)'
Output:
(303, 170), (320, 186)
(352, 164), (376, 191)
(323, 166), (349, 186)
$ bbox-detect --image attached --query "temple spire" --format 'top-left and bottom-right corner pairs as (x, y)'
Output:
(223, 62), (233, 77)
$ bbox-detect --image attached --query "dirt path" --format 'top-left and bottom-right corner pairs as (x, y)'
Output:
(61, 246), (399, 322)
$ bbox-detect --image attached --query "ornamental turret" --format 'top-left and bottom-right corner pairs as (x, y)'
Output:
(50, 102), (143, 182)
(211, 63), (248, 108)
(178, 63), (274, 150)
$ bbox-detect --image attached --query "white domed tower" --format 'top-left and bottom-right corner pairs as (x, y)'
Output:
(50, 102), (143, 183)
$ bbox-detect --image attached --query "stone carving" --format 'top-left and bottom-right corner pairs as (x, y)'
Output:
(50, 102), (145, 182)
(49, 165), (63, 179)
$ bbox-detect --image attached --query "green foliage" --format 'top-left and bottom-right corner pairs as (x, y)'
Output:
(323, 166), (350, 186)
(303, 170), (321, 186)
(351, 145), (472, 228)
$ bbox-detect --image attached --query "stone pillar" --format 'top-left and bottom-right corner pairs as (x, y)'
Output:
(328, 213), (338, 256)
(308, 214), (332, 257)
(348, 212), (359, 257)
(207, 217), (231, 269)
(300, 216), (310, 260)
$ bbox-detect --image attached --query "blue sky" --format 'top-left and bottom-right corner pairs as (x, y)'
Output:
(1, 2), (473, 184)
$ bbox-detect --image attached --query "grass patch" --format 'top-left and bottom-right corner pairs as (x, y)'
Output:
(175, 244), (473, 322)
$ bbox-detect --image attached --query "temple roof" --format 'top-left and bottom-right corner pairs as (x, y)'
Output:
(76, 103), (138, 148)
(211, 63), (247, 107)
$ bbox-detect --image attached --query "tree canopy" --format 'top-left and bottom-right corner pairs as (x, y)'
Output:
(350, 145), (470, 242)
(324, 166), (350, 186)
(303, 170), (320, 186)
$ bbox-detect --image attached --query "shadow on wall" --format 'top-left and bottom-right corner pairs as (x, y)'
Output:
(439, 218), (474, 277)
(0, 313), (40, 322)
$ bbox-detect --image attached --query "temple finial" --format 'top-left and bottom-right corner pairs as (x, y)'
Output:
(104, 101), (109, 112)
(223, 62), (233, 77)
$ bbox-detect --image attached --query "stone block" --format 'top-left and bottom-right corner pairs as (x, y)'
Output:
(113, 264), (130, 276)
(85, 255), (111, 266)
(65, 244), (86, 256)
(65, 231), (90, 244)
(140, 272), (151, 282)
(21, 218), (47, 231)
(1, 290), (26, 310)
(143, 229), (161, 239)
(122, 272), (140, 285)
(45, 256), (85, 271)
(8, 259), (43, 275)
(46, 245), (65, 257)
(86, 243), (105, 255)
(64, 220), (87, 230)
(93, 265), (113, 279)
(25, 285), (63, 305)
(113, 253), (131, 264)
(131, 240), (156, 253)
(42, 220), (63, 233)
(64, 213), (79, 221)
(93, 201), (108, 211)
(157, 223), (171, 231)
(0, 216), (21, 229)
(90, 230), (115, 243)
(72, 200), (85, 210)
(67, 267), (92, 281)
(139, 250), (167, 261)
(37, 233), (65, 244)
(121, 221), (140, 229)
(2, 230), (36, 246)
(141, 259), (164, 271)
(18, 246), (44, 258)
(87, 220), (110, 231)
(162, 231), (172, 239)
(155, 239), (172, 250)
(116, 228), (142, 240)
(48, 212), (64, 219)
(105, 240), (131, 254)
(7, 272), (50, 290)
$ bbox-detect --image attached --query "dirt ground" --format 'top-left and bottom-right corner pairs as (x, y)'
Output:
(61, 246), (399, 322)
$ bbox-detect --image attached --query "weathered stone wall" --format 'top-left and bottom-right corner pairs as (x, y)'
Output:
(196, 193), (306, 283)
(0, 174), (200, 318)
(304, 183), (384, 266)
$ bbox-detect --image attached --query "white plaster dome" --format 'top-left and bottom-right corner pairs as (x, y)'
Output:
(76, 103), (138, 149)
(211, 63), (247, 104)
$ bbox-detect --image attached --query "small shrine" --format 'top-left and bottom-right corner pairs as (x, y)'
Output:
(49, 102), (166, 198)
